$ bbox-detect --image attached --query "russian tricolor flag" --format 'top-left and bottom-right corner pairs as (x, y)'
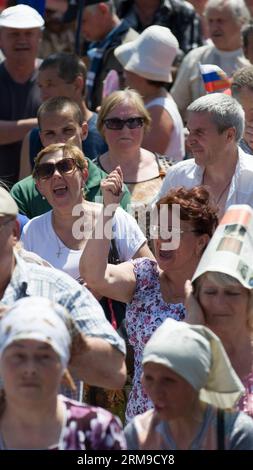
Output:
(199, 64), (231, 94)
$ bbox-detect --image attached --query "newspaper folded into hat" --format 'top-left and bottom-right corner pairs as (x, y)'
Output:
(192, 204), (253, 289)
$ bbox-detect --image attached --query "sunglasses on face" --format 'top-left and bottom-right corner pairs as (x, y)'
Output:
(34, 158), (79, 180)
(103, 117), (145, 130)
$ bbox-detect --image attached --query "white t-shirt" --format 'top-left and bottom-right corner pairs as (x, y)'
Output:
(21, 207), (146, 283)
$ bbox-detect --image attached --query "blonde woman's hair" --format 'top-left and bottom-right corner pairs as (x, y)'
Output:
(97, 88), (152, 138)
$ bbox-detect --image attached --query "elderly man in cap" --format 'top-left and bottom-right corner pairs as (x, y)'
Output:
(0, 186), (126, 400)
(80, 0), (138, 111)
(0, 4), (44, 187)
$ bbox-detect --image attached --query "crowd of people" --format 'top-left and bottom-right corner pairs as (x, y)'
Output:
(0, 0), (253, 452)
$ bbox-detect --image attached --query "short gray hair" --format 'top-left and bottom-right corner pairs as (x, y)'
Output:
(187, 93), (245, 142)
(205, 0), (250, 25)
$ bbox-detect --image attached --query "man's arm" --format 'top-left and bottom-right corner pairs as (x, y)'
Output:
(61, 267), (127, 389)
(69, 334), (126, 389)
(0, 118), (37, 145)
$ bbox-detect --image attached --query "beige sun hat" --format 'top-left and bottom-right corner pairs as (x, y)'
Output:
(0, 4), (44, 29)
(0, 187), (18, 217)
(142, 318), (244, 409)
(192, 204), (253, 289)
(114, 25), (179, 83)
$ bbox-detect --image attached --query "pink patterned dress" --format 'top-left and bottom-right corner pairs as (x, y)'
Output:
(55, 396), (126, 449)
(236, 372), (253, 419)
(125, 258), (186, 422)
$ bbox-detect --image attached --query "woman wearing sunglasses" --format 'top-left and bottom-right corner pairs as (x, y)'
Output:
(21, 141), (151, 282)
(80, 168), (219, 423)
(114, 26), (185, 162)
(95, 89), (172, 210)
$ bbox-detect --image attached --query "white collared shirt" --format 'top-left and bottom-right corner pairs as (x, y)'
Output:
(155, 147), (253, 210)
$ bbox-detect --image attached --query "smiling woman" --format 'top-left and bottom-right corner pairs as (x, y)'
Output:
(80, 179), (218, 423)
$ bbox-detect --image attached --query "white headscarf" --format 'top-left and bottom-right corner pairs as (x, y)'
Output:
(0, 297), (72, 369)
(142, 318), (245, 409)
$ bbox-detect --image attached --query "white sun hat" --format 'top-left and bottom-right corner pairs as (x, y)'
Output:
(114, 25), (179, 83)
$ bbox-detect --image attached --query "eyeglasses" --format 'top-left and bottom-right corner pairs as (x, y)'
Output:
(34, 158), (79, 180)
(103, 117), (145, 130)
(151, 225), (199, 239)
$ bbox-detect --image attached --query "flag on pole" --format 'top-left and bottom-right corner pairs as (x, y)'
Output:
(199, 64), (231, 94)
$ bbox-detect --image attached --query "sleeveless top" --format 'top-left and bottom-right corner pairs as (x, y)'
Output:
(145, 95), (185, 163)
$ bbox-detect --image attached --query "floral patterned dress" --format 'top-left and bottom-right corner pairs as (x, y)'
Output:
(57, 396), (126, 450)
(236, 372), (253, 419)
(0, 395), (126, 450)
(125, 258), (186, 422)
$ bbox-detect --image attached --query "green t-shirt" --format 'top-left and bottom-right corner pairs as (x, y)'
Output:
(11, 159), (131, 218)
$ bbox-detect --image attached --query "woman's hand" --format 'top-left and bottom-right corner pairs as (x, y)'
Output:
(184, 280), (205, 325)
(101, 166), (123, 207)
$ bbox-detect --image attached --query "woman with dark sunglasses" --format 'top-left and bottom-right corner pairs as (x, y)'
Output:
(114, 26), (185, 161)
(20, 141), (153, 420)
(95, 89), (172, 214)
(21, 142), (152, 281)
(80, 168), (219, 423)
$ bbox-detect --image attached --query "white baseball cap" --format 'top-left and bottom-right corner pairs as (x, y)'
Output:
(0, 4), (44, 29)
